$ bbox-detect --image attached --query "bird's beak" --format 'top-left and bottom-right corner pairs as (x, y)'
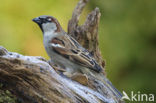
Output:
(32, 17), (41, 24)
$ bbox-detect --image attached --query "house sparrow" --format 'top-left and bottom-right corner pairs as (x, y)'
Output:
(32, 15), (122, 99)
(32, 15), (103, 74)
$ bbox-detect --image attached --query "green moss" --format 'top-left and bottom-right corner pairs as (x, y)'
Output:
(0, 83), (17, 103)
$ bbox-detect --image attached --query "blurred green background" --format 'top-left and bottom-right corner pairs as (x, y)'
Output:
(0, 0), (155, 102)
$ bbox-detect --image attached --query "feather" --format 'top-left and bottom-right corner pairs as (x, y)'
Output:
(50, 35), (102, 72)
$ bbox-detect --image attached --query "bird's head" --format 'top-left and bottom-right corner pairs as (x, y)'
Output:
(32, 15), (62, 33)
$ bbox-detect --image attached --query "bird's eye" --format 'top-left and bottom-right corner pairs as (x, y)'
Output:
(47, 18), (52, 22)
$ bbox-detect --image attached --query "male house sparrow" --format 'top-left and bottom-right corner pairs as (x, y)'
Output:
(32, 15), (122, 99)
(32, 15), (103, 74)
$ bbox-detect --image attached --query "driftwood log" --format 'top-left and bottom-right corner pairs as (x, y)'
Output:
(0, 0), (124, 103)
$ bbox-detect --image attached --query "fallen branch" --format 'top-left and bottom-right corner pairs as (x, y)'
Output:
(0, 47), (122, 103)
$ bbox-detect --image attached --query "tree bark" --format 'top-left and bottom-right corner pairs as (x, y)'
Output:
(0, 0), (124, 103)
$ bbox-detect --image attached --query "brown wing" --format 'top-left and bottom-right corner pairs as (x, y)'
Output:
(50, 35), (102, 72)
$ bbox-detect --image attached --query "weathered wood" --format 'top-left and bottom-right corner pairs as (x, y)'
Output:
(0, 46), (121, 103)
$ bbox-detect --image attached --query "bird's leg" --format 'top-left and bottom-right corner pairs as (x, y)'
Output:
(48, 60), (88, 85)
